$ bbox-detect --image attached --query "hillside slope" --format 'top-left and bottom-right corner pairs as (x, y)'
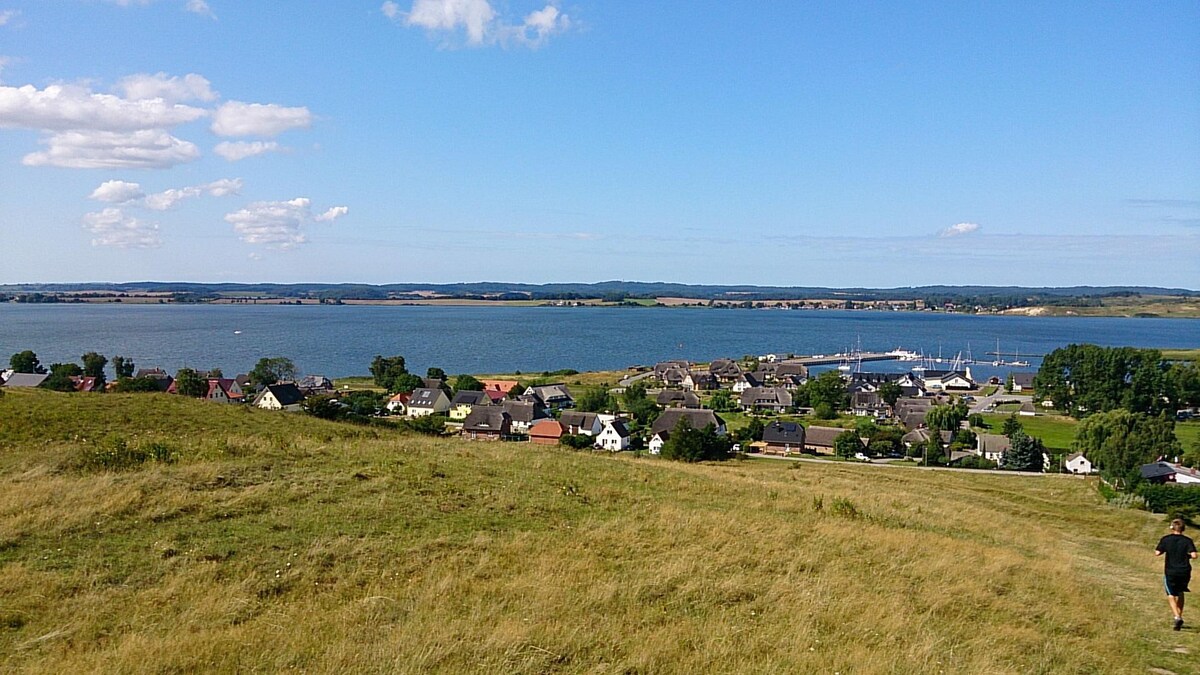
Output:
(0, 390), (1195, 673)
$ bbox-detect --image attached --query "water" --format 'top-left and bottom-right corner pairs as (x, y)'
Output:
(2, 304), (1197, 379)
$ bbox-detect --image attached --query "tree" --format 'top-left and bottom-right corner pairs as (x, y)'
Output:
(1035, 344), (1171, 417)
(926, 401), (967, 432)
(41, 362), (82, 392)
(10, 350), (45, 374)
(559, 433), (594, 450)
(403, 415), (445, 436)
(82, 351), (108, 390)
(834, 430), (863, 458)
(924, 434), (944, 466)
(576, 387), (616, 413)
(708, 390), (736, 412)
(112, 355), (135, 379)
(112, 376), (162, 393)
(868, 425), (905, 456)
(452, 374), (484, 392)
(249, 357), (296, 388)
(1073, 409), (1180, 483)
(303, 395), (346, 421)
(1001, 414), (1024, 438)
(370, 355), (409, 390)
(878, 381), (903, 408)
(174, 368), (207, 398)
(1166, 362), (1200, 409)
(807, 370), (849, 412)
(813, 402), (837, 420)
(391, 373), (425, 394)
(426, 367), (447, 381)
(1004, 373), (1014, 394)
(1001, 430), (1045, 472)
(854, 417), (879, 438)
(735, 417), (765, 443)
(660, 417), (732, 462)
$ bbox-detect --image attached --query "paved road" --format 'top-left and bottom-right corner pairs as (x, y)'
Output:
(616, 371), (657, 388)
(746, 452), (1049, 477)
(969, 391), (1032, 414)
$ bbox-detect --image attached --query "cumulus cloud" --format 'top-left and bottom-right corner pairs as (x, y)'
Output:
(185, 0), (215, 18)
(213, 140), (281, 161)
(224, 197), (348, 249)
(211, 101), (311, 137)
(940, 222), (981, 238)
(0, 83), (207, 132)
(82, 208), (161, 248)
(388, 0), (570, 48)
(22, 129), (200, 169)
(117, 72), (217, 103)
(88, 177), (242, 209)
(89, 179), (146, 204)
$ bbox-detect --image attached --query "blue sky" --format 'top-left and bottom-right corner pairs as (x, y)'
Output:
(0, 1), (1197, 287)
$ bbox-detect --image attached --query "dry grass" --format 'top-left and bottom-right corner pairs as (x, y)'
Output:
(0, 390), (1196, 673)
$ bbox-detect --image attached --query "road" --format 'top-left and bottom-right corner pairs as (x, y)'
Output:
(969, 391), (1033, 414)
(745, 452), (1050, 477)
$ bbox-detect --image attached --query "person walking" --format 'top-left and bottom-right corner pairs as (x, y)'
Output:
(1156, 518), (1198, 631)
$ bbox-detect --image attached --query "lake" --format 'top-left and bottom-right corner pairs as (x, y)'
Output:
(2, 304), (1198, 379)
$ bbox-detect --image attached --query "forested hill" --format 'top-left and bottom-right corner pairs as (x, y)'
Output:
(2, 281), (1196, 303)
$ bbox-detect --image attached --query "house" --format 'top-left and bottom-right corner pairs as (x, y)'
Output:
(385, 392), (410, 415)
(481, 379), (520, 398)
(648, 431), (670, 455)
(71, 376), (100, 393)
(254, 382), (304, 411)
(976, 434), (1012, 464)
(407, 387), (451, 417)
(731, 372), (765, 394)
(205, 378), (244, 403)
(761, 421), (806, 455)
(708, 359), (743, 383)
(1140, 462), (1200, 485)
(654, 360), (691, 382)
(682, 371), (718, 391)
(1065, 452), (1094, 475)
(1010, 372), (1036, 392)
(297, 375), (334, 396)
(895, 398), (934, 429)
(921, 369), (975, 391)
(739, 387), (793, 413)
(529, 419), (565, 445)
(595, 419), (631, 451)
(1018, 402), (1037, 417)
(656, 390), (701, 409)
(1, 373), (49, 388)
(450, 390), (493, 421)
(901, 428), (954, 451)
(847, 372), (906, 393)
(803, 426), (844, 454)
(524, 383), (574, 409)
(851, 391), (887, 417)
(134, 368), (173, 392)
(460, 408), (511, 441)
(560, 411), (602, 436)
(661, 368), (689, 388)
(774, 362), (810, 381)
(650, 408), (727, 437)
(423, 378), (452, 395)
(502, 399), (544, 434)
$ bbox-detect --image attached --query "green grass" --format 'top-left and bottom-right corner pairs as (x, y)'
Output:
(981, 413), (1078, 450)
(1, 390), (1197, 673)
(1177, 421), (1200, 451)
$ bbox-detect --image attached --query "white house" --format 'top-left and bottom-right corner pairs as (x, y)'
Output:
(648, 432), (669, 455)
(385, 392), (410, 415)
(560, 411), (603, 436)
(254, 383), (304, 411)
(595, 419), (631, 451)
(921, 369), (975, 391)
(407, 387), (451, 417)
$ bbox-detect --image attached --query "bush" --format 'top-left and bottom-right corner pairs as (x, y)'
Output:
(559, 433), (595, 450)
(1135, 483), (1200, 513)
(403, 415), (446, 436)
(77, 437), (177, 472)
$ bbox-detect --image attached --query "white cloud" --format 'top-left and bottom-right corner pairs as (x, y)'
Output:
(211, 101), (311, 137)
(22, 129), (200, 169)
(142, 178), (242, 210)
(0, 10), (18, 26)
(0, 83), (207, 132)
(213, 140), (281, 161)
(224, 197), (348, 249)
(89, 179), (146, 204)
(116, 72), (217, 103)
(185, 0), (215, 18)
(940, 222), (981, 237)
(82, 208), (161, 248)
(390, 0), (569, 48)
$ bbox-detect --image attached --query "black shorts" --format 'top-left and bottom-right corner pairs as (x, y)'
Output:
(1165, 572), (1192, 596)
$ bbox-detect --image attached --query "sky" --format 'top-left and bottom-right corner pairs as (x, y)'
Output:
(0, 1), (1198, 288)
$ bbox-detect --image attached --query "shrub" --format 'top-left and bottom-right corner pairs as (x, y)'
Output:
(403, 415), (446, 436)
(1135, 483), (1200, 513)
(829, 497), (860, 519)
(77, 437), (177, 472)
(559, 433), (595, 450)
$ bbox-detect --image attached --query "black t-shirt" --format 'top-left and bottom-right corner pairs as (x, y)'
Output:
(1157, 534), (1197, 573)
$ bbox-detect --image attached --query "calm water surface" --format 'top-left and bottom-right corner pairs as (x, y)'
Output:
(2, 304), (1198, 379)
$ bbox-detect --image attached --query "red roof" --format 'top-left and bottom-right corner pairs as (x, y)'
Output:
(529, 419), (565, 438)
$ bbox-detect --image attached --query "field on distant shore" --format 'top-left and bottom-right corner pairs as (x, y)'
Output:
(1, 390), (1197, 673)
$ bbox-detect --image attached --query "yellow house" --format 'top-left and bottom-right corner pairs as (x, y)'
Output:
(450, 390), (493, 420)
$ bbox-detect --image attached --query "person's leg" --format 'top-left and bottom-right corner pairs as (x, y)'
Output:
(1168, 594), (1181, 619)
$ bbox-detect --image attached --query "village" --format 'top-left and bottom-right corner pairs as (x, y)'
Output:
(3, 347), (1146, 479)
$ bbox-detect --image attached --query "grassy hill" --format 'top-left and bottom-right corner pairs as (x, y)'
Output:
(1, 390), (1197, 673)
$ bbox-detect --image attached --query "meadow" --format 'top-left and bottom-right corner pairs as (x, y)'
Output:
(0, 390), (1197, 673)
